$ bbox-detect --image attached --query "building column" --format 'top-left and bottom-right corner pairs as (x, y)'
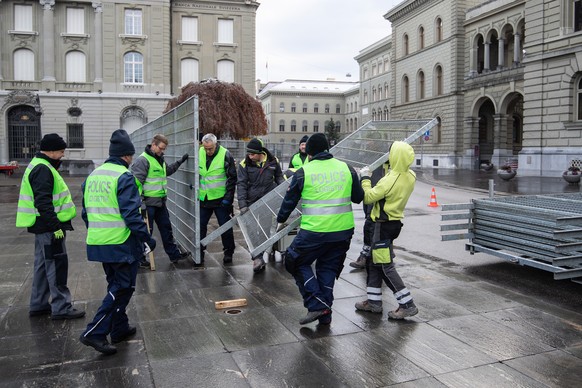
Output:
(498, 38), (505, 70)
(464, 116), (479, 169)
(92, 2), (103, 85)
(513, 33), (521, 65)
(40, 0), (56, 82)
(469, 47), (478, 77)
(484, 42), (490, 72)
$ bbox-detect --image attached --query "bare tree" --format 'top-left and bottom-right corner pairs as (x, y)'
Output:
(164, 79), (267, 139)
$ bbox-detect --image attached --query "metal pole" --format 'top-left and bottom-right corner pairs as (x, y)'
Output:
(488, 179), (495, 198)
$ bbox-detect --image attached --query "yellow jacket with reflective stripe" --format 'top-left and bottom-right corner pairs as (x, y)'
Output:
(84, 163), (131, 245)
(300, 158), (354, 232)
(16, 157), (76, 227)
(140, 152), (167, 198)
(199, 146), (227, 201)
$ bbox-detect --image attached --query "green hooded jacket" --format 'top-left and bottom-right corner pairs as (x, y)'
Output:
(362, 141), (416, 222)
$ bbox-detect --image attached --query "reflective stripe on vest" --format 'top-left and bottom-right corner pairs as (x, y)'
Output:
(199, 146), (227, 201)
(291, 153), (308, 169)
(140, 152), (167, 197)
(300, 159), (354, 232)
(16, 157), (76, 228)
(84, 163), (131, 245)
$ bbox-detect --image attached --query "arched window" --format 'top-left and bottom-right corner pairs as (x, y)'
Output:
(302, 120), (308, 132)
(313, 120), (319, 132)
(419, 26), (425, 49)
(291, 120), (297, 132)
(279, 102), (285, 112)
(372, 109), (376, 121)
(279, 119), (285, 132)
(372, 87), (377, 102)
(66, 51), (86, 82)
(418, 71), (425, 99)
(384, 106), (389, 120)
(180, 58), (199, 86)
(576, 76), (582, 121)
(291, 102), (296, 112)
(121, 106), (147, 134)
(436, 116), (442, 143)
(355, 102), (358, 111)
(384, 59), (390, 72)
(124, 52), (143, 83)
(14, 48), (35, 81)
(403, 75), (410, 103)
(403, 33), (409, 56)
(435, 17), (443, 42)
(325, 104), (330, 113)
(302, 103), (308, 113)
(314, 103), (319, 113)
(435, 65), (443, 96)
(336, 104), (340, 114)
(217, 59), (234, 82)
(385, 82), (390, 98)
(363, 91), (368, 104)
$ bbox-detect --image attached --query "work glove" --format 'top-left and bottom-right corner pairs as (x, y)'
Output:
(145, 237), (156, 252)
(180, 154), (189, 163)
(239, 207), (248, 215)
(53, 229), (64, 239)
(360, 166), (371, 179)
(276, 222), (287, 233)
(221, 199), (231, 207)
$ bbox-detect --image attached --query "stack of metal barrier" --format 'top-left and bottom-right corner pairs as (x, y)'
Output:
(469, 193), (582, 282)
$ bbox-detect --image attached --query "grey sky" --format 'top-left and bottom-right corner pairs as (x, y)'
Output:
(255, 0), (402, 83)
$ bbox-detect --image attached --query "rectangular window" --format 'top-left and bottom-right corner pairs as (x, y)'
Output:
(336, 106), (340, 114)
(291, 123), (296, 132)
(302, 125), (308, 132)
(14, 4), (33, 31)
(67, 124), (84, 148)
(313, 124), (319, 132)
(218, 19), (234, 44)
(67, 8), (85, 34)
(125, 9), (142, 35)
(303, 106), (307, 113)
(279, 124), (285, 132)
(182, 16), (198, 41)
(291, 105), (296, 112)
(575, 0), (582, 32)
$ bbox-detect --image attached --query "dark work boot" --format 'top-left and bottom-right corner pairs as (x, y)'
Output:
(299, 309), (331, 325)
(349, 253), (367, 269)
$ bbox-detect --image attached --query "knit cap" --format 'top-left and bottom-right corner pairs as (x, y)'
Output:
(246, 138), (264, 154)
(305, 133), (329, 156)
(109, 129), (136, 156)
(40, 133), (67, 151)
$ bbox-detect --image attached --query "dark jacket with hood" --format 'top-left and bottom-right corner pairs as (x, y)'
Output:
(81, 156), (153, 263)
(131, 144), (185, 207)
(26, 152), (74, 234)
(237, 149), (284, 209)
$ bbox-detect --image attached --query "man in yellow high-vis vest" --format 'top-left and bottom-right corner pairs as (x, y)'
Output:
(131, 134), (190, 267)
(288, 135), (309, 169)
(199, 133), (237, 264)
(16, 133), (84, 320)
(80, 129), (156, 355)
(277, 133), (364, 326)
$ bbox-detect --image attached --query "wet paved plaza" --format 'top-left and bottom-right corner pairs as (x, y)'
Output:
(0, 170), (581, 387)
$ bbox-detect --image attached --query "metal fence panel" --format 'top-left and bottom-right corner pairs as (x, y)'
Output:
(202, 118), (438, 257)
(130, 96), (200, 264)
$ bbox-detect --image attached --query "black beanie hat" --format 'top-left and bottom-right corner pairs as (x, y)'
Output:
(246, 138), (264, 154)
(299, 135), (309, 144)
(109, 129), (135, 156)
(40, 133), (67, 151)
(305, 133), (329, 156)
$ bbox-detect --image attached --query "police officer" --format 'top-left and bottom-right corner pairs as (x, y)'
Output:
(288, 135), (309, 169)
(16, 133), (85, 320)
(199, 133), (236, 264)
(277, 133), (363, 325)
(131, 134), (190, 266)
(80, 129), (156, 355)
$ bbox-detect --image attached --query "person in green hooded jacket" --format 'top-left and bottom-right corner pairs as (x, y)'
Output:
(354, 141), (419, 320)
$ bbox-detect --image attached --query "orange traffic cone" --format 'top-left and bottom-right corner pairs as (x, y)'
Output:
(428, 187), (440, 207)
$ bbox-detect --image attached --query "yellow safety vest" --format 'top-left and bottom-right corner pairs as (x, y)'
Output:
(199, 146), (227, 201)
(300, 158), (354, 232)
(140, 152), (167, 198)
(291, 153), (308, 169)
(84, 163), (132, 245)
(16, 157), (76, 227)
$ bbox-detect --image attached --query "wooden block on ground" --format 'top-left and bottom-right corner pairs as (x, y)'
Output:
(214, 298), (248, 309)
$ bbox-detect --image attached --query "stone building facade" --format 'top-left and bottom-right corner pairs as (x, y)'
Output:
(0, 0), (259, 165)
(257, 80), (357, 145)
